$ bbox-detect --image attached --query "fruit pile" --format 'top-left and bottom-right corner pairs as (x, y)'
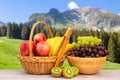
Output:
(20, 32), (73, 57)
(51, 59), (79, 78)
(20, 33), (52, 56)
(67, 36), (109, 57)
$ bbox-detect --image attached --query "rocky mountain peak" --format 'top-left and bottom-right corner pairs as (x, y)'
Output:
(28, 7), (120, 29)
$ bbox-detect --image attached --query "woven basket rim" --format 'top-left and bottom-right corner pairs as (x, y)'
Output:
(18, 54), (57, 58)
(18, 54), (58, 62)
(67, 55), (106, 59)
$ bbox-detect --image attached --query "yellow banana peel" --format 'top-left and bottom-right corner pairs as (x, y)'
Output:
(47, 37), (61, 56)
(52, 37), (62, 56)
(64, 44), (73, 53)
(46, 38), (55, 56)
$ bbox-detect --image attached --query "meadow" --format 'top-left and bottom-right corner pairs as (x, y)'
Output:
(0, 37), (120, 70)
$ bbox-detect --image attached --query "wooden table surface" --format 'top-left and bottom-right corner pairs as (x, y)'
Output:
(0, 70), (120, 80)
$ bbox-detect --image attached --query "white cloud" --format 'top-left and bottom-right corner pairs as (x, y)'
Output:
(68, 1), (79, 10)
(118, 13), (120, 16)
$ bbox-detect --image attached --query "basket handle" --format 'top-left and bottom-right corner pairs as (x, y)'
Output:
(29, 21), (54, 57)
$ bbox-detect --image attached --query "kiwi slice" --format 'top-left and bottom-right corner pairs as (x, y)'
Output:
(51, 67), (62, 78)
(71, 66), (79, 76)
(63, 66), (73, 78)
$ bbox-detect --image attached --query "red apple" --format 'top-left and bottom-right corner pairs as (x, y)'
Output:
(35, 42), (51, 56)
(34, 33), (46, 43)
(20, 40), (35, 56)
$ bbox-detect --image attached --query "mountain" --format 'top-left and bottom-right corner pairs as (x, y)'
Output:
(28, 7), (120, 31)
(0, 21), (5, 26)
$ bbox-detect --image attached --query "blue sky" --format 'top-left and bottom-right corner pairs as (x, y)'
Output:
(0, 0), (120, 23)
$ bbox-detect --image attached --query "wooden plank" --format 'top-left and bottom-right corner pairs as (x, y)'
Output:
(0, 70), (120, 80)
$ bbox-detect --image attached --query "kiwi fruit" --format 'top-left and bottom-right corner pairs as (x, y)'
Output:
(61, 59), (70, 69)
(63, 66), (73, 78)
(71, 66), (79, 76)
(51, 67), (62, 78)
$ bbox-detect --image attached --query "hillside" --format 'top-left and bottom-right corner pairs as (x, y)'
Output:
(28, 7), (120, 31)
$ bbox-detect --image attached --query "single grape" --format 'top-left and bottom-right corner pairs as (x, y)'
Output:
(85, 47), (89, 52)
(91, 53), (95, 57)
(96, 54), (100, 57)
(101, 46), (105, 51)
(80, 48), (86, 53)
(86, 52), (90, 56)
(92, 48), (97, 54)
(90, 42), (94, 46)
(98, 50), (104, 56)
(88, 48), (92, 53)
(98, 39), (102, 44)
(67, 51), (71, 56)
(81, 53), (86, 57)
(96, 46), (102, 51)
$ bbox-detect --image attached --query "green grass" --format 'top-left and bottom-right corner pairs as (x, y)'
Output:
(103, 61), (120, 70)
(0, 37), (22, 69)
(0, 37), (120, 70)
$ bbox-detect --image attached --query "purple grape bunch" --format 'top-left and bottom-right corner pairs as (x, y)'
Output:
(67, 36), (109, 58)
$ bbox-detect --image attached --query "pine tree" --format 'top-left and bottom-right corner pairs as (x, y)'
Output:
(21, 24), (30, 40)
(7, 23), (13, 38)
(107, 32), (118, 62)
(71, 31), (77, 42)
(0, 26), (7, 36)
(94, 30), (100, 38)
(89, 29), (94, 36)
(99, 31), (109, 49)
(19, 23), (24, 39)
(115, 33), (120, 63)
(12, 22), (20, 39)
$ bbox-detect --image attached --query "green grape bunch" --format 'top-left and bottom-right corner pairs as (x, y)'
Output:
(72, 36), (102, 47)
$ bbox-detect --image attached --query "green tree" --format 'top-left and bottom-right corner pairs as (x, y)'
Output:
(99, 31), (109, 49)
(0, 26), (7, 36)
(107, 32), (118, 62)
(93, 30), (100, 38)
(7, 23), (13, 38)
(115, 33), (120, 63)
(19, 23), (24, 39)
(12, 22), (20, 39)
(21, 24), (30, 40)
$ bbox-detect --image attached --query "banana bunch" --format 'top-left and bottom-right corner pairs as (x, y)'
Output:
(46, 37), (73, 56)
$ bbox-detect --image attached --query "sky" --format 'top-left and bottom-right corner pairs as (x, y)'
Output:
(0, 0), (120, 23)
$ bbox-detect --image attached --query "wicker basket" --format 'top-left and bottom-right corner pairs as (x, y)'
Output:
(67, 56), (106, 74)
(18, 21), (65, 74)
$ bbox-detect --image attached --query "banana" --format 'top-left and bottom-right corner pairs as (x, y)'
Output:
(64, 44), (73, 53)
(46, 38), (55, 56)
(47, 37), (72, 56)
(47, 36), (72, 56)
(47, 37), (61, 56)
(52, 37), (62, 56)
